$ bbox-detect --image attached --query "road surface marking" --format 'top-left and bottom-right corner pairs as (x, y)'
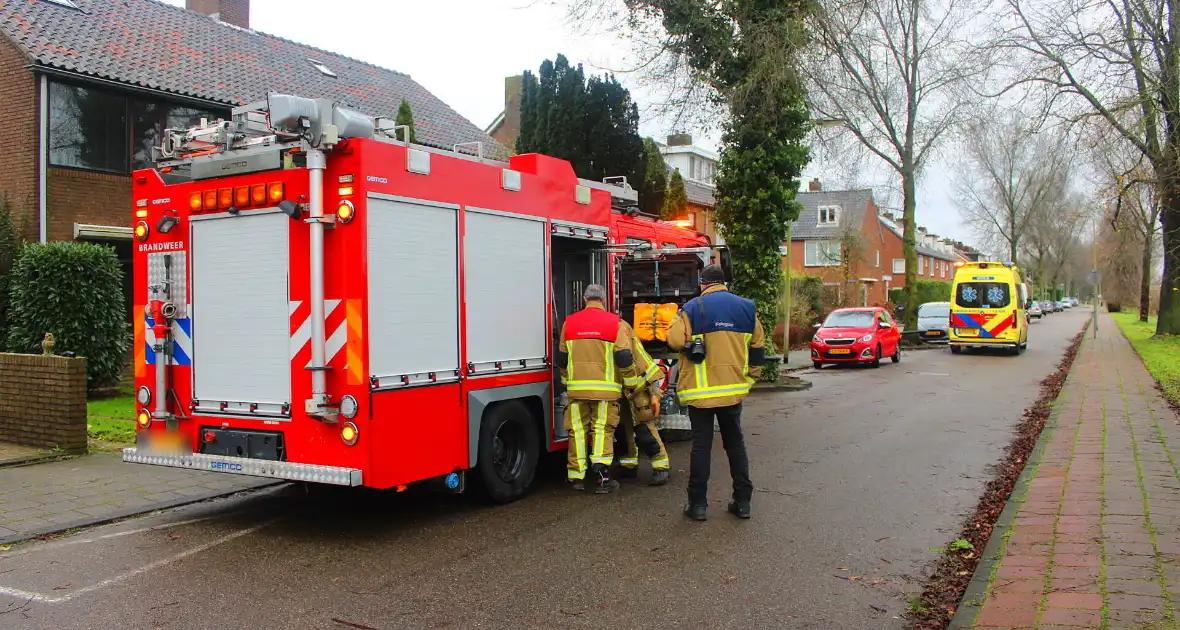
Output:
(0, 516), (217, 559)
(0, 518), (278, 604)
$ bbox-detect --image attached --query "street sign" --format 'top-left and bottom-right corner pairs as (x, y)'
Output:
(1086, 270), (1100, 285)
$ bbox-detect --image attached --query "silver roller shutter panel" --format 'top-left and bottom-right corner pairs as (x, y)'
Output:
(190, 211), (292, 406)
(463, 210), (546, 367)
(367, 197), (460, 380)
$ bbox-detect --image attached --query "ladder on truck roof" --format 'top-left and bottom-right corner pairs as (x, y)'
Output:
(152, 93), (639, 208)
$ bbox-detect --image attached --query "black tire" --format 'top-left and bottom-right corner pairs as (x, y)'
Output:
(891, 344), (901, 364)
(871, 344), (882, 368)
(813, 361), (823, 370)
(951, 346), (963, 354)
(475, 400), (540, 505)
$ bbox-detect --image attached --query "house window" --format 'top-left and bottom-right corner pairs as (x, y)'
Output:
(804, 240), (841, 266)
(818, 205), (840, 225)
(893, 258), (905, 274)
(50, 80), (225, 174)
(875, 250), (880, 268)
(49, 82), (129, 173)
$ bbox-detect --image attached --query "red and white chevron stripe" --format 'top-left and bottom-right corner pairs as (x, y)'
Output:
(289, 300), (348, 369)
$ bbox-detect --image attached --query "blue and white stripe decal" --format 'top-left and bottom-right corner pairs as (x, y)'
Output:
(145, 305), (193, 366)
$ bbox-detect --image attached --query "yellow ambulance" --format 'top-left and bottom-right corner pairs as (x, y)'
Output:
(949, 261), (1030, 355)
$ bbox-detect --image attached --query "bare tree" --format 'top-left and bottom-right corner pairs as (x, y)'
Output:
(954, 113), (1073, 266)
(804, 0), (979, 330)
(1090, 131), (1163, 321)
(991, 0), (1179, 334)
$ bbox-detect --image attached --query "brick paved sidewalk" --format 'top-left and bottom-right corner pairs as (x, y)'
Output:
(0, 453), (279, 545)
(953, 313), (1180, 629)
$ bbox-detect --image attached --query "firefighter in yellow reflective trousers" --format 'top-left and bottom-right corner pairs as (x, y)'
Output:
(558, 284), (639, 494)
(615, 340), (671, 485)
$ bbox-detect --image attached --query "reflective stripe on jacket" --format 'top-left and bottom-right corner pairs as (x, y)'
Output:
(624, 338), (665, 390)
(666, 284), (766, 408)
(557, 302), (638, 401)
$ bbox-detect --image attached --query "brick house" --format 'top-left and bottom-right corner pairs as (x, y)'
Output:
(785, 181), (960, 307)
(0, 0), (503, 306)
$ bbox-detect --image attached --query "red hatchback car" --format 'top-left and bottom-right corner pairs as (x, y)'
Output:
(810, 307), (902, 369)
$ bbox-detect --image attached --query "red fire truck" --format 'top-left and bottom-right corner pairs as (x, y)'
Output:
(124, 94), (721, 503)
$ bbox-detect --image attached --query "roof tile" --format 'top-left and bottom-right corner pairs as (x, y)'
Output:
(0, 0), (507, 160)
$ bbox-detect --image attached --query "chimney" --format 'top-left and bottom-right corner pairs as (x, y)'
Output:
(187, 0), (250, 29)
(667, 133), (693, 147)
(493, 75), (524, 147)
(807, 177), (821, 192)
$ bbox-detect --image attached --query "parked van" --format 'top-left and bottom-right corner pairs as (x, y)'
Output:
(949, 261), (1030, 355)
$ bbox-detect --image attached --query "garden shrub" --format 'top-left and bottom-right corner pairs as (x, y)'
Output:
(0, 196), (20, 344)
(7, 242), (129, 390)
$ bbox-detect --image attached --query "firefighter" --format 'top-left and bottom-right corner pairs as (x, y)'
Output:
(558, 284), (639, 493)
(615, 340), (671, 485)
(667, 264), (765, 521)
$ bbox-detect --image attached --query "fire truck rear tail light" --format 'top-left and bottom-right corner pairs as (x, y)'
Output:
(136, 199), (148, 208)
(336, 200), (355, 223)
(267, 182), (285, 203)
(189, 193), (203, 211)
(203, 431), (217, 444)
(234, 187), (250, 207)
(338, 186), (354, 196)
(134, 221), (150, 242)
(137, 386), (152, 406)
(338, 174), (354, 184)
(339, 395), (358, 419)
(202, 190), (218, 211)
(340, 422), (359, 446)
(251, 184), (266, 205)
(136, 409), (152, 428)
(136, 209), (149, 218)
(217, 188), (233, 209)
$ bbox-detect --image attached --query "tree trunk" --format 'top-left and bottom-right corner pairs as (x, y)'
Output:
(901, 169), (918, 330)
(1140, 228), (1154, 323)
(1158, 189), (1180, 334)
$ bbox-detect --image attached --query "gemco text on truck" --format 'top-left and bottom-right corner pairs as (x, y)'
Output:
(123, 93), (713, 504)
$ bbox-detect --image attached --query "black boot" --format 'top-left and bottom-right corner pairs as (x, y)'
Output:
(593, 466), (619, 494)
(727, 501), (751, 519)
(683, 503), (707, 521)
(649, 469), (670, 486)
(615, 467), (638, 479)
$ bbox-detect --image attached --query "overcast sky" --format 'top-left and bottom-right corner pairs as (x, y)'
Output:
(160, 0), (967, 244)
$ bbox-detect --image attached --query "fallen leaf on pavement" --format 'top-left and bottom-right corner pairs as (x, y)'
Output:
(722, 575), (737, 584)
(53, 584), (71, 590)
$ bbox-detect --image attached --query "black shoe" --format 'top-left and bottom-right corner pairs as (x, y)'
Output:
(649, 470), (670, 486)
(615, 467), (638, 479)
(728, 501), (751, 519)
(595, 479), (620, 494)
(683, 503), (707, 521)
(569, 480), (584, 491)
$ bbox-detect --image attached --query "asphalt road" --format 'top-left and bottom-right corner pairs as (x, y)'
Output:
(0, 311), (1091, 630)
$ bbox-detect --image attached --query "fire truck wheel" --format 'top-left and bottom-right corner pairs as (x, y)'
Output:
(476, 400), (540, 504)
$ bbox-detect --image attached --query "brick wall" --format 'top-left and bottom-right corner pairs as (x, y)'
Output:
(0, 353), (88, 453)
(46, 168), (132, 242)
(0, 38), (39, 241)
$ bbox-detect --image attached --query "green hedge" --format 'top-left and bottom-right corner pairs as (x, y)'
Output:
(889, 280), (952, 310)
(7, 242), (129, 390)
(0, 197), (20, 343)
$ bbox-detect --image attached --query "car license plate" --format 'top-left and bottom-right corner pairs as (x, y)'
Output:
(956, 328), (978, 337)
(829, 348), (851, 355)
(924, 330), (942, 337)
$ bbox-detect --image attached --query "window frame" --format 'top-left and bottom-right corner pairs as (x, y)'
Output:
(47, 78), (228, 176)
(804, 239), (842, 267)
(817, 205), (841, 225)
(892, 258), (905, 274)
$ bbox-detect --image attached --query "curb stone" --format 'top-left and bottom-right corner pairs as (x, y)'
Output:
(0, 481), (285, 546)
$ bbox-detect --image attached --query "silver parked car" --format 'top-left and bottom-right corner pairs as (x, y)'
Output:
(917, 301), (951, 343)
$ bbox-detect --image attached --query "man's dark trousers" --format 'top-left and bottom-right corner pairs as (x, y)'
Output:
(687, 403), (752, 505)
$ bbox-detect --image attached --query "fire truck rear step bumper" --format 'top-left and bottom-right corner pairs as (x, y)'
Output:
(122, 448), (363, 486)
